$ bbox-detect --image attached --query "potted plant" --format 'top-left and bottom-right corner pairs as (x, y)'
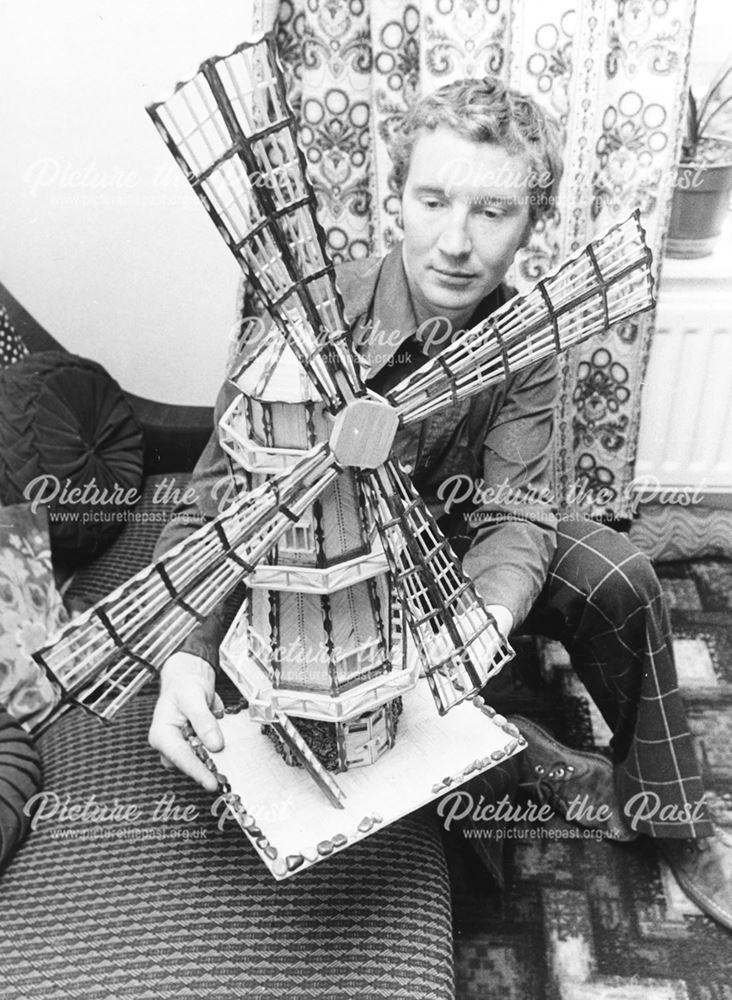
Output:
(667, 63), (732, 258)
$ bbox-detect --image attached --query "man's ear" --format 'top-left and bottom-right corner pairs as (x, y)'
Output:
(396, 190), (405, 232)
(518, 215), (535, 249)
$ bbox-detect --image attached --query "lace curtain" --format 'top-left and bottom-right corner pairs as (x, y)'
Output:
(253, 0), (696, 518)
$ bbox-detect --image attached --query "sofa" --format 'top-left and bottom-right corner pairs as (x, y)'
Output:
(0, 282), (456, 1000)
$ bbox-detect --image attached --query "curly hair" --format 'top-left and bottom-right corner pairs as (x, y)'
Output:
(389, 76), (564, 226)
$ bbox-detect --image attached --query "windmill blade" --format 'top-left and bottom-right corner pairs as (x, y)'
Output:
(33, 445), (341, 721)
(362, 460), (514, 715)
(387, 211), (655, 425)
(146, 34), (363, 412)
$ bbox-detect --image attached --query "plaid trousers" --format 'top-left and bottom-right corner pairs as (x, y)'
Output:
(518, 516), (712, 840)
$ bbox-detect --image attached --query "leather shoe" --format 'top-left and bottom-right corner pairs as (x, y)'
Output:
(509, 715), (638, 842)
(660, 825), (732, 930)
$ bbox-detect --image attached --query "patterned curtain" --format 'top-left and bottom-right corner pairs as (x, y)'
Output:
(254, 0), (696, 518)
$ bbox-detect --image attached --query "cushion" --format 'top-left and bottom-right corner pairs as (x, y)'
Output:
(0, 706), (42, 874)
(0, 504), (66, 730)
(0, 305), (28, 369)
(0, 351), (144, 558)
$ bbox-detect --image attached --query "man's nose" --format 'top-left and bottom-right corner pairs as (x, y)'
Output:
(437, 208), (472, 257)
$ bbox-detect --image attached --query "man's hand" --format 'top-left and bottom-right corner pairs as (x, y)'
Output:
(486, 604), (514, 640)
(148, 652), (224, 792)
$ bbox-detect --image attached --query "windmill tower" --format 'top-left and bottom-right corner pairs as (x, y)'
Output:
(219, 331), (415, 784)
(33, 34), (655, 868)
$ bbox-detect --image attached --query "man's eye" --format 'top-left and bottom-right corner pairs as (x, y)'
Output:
(422, 198), (445, 209)
(479, 207), (503, 219)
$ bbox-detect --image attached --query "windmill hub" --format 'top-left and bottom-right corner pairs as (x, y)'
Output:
(329, 397), (399, 469)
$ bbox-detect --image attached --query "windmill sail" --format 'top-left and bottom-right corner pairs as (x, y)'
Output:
(34, 445), (340, 720)
(147, 35), (362, 412)
(364, 460), (514, 714)
(387, 211), (654, 425)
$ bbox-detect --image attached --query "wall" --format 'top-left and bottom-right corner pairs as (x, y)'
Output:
(688, 0), (732, 91)
(1, 1), (257, 405)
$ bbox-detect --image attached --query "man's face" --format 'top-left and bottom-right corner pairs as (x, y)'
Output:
(401, 126), (533, 325)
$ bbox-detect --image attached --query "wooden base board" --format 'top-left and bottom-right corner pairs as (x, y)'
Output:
(196, 682), (524, 879)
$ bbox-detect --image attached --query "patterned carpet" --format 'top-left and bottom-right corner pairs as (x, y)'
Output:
(448, 557), (732, 1000)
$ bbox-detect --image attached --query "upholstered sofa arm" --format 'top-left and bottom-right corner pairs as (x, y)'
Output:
(0, 282), (212, 475)
(0, 475), (455, 998)
(0, 694), (454, 999)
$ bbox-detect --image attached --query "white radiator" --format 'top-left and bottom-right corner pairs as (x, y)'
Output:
(635, 244), (732, 497)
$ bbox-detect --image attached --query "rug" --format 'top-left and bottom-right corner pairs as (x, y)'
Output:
(449, 557), (732, 999)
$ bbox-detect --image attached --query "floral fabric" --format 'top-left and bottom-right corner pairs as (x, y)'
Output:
(0, 504), (65, 731)
(0, 305), (27, 369)
(256, 0), (696, 517)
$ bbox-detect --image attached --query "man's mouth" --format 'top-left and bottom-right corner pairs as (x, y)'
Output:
(431, 267), (476, 279)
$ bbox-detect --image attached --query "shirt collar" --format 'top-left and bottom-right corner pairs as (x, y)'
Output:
(356, 241), (421, 378)
(355, 239), (507, 379)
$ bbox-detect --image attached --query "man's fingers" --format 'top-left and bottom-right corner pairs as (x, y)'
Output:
(159, 754), (176, 771)
(150, 722), (219, 792)
(148, 656), (225, 791)
(184, 698), (224, 753)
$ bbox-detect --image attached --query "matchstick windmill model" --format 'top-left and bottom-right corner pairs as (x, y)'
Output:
(35, 34), (655, 874)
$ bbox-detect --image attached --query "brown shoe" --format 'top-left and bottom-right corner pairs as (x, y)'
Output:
(660, 826), (732, 930)
(509, 715), (638, 842)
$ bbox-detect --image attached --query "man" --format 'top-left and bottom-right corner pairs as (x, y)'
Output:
(149, 76), (731, 929)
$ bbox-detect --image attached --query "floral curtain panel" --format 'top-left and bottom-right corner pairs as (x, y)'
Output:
(255, 0), (696, 518)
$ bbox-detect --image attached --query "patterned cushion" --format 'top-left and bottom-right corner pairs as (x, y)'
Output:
(0, 305), (27, 369)
(0, 351), (144, 559)
(0, 694), (454, 999)
(0, 504), (66, 730)
(0, 707), (41, 873)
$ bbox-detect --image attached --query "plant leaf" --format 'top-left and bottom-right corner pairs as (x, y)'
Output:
(699, 93), (732, 141)
(685, 88), (699, 159)
(697, 63), (732, 134)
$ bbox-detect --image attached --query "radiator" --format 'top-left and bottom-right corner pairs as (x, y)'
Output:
(635, 260), (732, 497)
